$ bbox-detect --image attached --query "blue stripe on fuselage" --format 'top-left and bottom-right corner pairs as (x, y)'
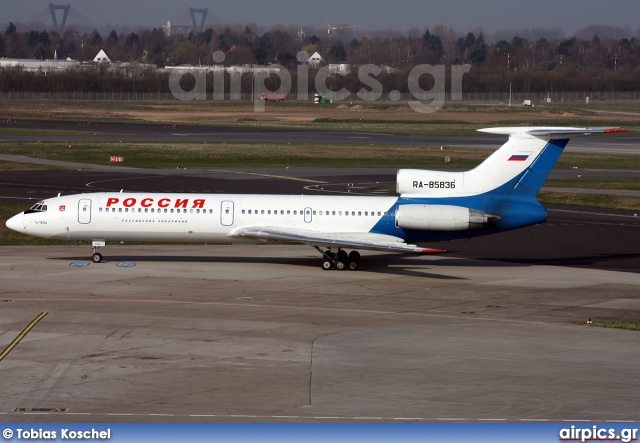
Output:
(369, 139), (569, 243)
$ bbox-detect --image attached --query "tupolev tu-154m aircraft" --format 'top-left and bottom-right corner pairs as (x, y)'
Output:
(5, 127), (627, 270)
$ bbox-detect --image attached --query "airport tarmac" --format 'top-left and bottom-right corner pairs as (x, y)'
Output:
(1, 131), (639, 423)
(1, 244), (640, 423)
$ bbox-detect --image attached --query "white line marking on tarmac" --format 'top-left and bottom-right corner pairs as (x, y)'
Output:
(7, 411), (620, 422)
(8, 297), (547, 326)
(549, 209), (640, 219)
(207, 169), (327, 184)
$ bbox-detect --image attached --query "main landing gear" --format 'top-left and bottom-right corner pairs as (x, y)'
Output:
(315, 247), (361, 271)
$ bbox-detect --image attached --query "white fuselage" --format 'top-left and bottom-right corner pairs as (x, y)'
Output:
(15, 192), (400, 243)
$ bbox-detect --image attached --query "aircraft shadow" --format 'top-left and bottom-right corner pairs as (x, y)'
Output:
(470, 253), (640, 272)
(51, 254), (467, 280)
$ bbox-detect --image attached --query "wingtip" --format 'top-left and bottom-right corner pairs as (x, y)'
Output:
(603, 129), (629, 133)
(418, 248), (446, 254)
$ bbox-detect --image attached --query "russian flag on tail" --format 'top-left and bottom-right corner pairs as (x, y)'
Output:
(508, 154), (529, 161)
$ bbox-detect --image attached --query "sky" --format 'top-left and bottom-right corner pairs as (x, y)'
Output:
(1, 0), (639, 36)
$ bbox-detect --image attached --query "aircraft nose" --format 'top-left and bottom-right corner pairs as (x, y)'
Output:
(6, 212), (24, 232)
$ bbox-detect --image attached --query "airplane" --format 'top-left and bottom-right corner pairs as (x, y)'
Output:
(327, 22), (363, 35)
(5, 126), (627, 271)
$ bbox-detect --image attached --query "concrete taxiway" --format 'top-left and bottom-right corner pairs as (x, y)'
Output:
(1, 245), (640, 422)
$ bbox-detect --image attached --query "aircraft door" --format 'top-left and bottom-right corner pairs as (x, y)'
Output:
(78, 199), (92, 224)
(220, 201), (234, 226)
(304, 207), (312, 223)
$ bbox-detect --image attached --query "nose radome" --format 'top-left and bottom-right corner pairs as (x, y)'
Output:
(5, 212), (24, 232)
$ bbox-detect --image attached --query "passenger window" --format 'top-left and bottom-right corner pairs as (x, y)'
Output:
(99, 208), (103, 212)
(242, 210), (246, 214)
(248, 210), (252, 214)
(287, 210), (290, 215)
(261, 210), (265, 214)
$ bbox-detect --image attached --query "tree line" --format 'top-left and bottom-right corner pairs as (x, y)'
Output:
(1, 22), (639, 94)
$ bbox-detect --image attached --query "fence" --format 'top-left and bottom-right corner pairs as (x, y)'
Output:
(0, 90), (638, 102)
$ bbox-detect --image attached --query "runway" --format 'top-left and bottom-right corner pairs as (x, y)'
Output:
(1, 119), (639, 153)
(1, 128), (640, 423)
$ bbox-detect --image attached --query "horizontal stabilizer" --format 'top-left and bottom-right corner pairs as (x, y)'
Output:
(478, 126), (628, 140)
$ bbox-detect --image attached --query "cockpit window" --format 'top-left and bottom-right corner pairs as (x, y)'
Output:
(28, 201), (48, 212)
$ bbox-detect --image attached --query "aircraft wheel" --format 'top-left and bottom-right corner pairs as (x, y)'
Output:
(348, 261), (359, 271)
(321, 259), (333, 270)
(91, 252), (103, 263)
(335, 261), (346, 271)
(348, 251), (361, 263)
(338, 250), (349, 262)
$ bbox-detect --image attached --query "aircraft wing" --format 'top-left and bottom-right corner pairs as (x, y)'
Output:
(231, 227), (445, 254)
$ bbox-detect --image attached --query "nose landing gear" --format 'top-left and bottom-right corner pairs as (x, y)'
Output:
(315, 246), (361, 271)
(91, 240), (105, 263)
